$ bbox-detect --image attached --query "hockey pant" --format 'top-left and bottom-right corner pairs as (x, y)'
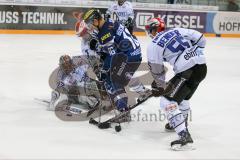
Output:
(105, 54), (142, 111)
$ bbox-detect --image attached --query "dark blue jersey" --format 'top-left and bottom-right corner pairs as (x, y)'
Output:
(97, 19), (142, 69)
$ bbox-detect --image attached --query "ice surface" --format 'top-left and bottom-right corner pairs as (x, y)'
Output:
(0, 34), (240, 159)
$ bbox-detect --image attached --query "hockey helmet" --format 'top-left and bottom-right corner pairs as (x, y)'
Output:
(59, 55), (74, 74)
(75, 20), (88, 37)
(145, 17), (165, 38)
(75, 20), (97, 41)
(82, 9), (102, 27)
(118, 0), (126, 6)
(74, 12), (89, 38)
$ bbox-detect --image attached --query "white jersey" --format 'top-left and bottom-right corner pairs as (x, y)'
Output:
(57, 56), (89, 87)
(147, 28), (206, 87)
(81, 35), (101, 70)
(106, 1), (134, 24)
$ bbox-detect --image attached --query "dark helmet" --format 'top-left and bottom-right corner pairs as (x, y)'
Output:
(59, 55), (74, 74)
(82, 9), (102, 25)
(118, 0), (126, 6)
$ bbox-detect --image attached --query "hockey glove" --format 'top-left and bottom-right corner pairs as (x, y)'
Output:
(97, 51), (108, 61)
(89, 38), (98, 51)
(124, 17), (133, 28)
(151, 81), (165, 97)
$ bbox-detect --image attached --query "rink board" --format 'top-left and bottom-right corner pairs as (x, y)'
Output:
(0, 4), (240, 37)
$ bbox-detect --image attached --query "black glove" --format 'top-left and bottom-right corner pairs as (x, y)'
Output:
(89, 38), (98, 51)
(98, 52), (107, 61)
(151, 81), (165, 97)
(124, 17), (133, 28)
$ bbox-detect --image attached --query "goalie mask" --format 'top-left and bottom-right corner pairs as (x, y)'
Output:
(145, 17), (165, 38)
(59, 55), (74, 74)
(118, 0), (126, 6)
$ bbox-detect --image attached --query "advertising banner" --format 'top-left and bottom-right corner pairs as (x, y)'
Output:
(0, 5), (206, 33)
(212, 12), (240, 34)
(1, 4), (240, 36)
(134, 10), (206, 33)
(0, 5), (88, 30)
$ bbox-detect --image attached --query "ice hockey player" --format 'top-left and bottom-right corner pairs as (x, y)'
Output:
(74, 11), (101, 71)
(145, 17), (207, 150)
(82, 9), (151, 117)
(49, 54), (103, 111)
(105, 0), (135, 35)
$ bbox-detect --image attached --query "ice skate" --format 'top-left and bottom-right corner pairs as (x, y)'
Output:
(171, 130), (195, 151)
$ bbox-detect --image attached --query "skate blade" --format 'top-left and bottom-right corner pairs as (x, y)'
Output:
(171, 143), (196, 151)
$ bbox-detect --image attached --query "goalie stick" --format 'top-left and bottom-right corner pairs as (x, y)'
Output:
(89, 92), (153, 131)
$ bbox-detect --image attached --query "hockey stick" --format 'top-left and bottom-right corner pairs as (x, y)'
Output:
(86, 102), (100, 117)
(34, 98), (50, 104)
(89, 92), (153, 131)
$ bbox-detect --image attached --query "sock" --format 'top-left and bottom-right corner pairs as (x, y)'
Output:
(161, 97), (186, 134)
(179, 100), (190, 120)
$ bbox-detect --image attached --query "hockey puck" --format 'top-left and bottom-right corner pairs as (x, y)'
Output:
(115, 125), (122, 132)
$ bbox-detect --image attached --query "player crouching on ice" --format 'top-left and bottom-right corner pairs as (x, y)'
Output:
(82, 9), (151, 120)
(48, 54), (102, 112)
(145, 18), (207, 150)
